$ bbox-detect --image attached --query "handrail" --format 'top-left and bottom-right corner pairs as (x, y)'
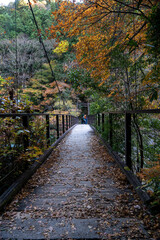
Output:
(0, 112), (78, 196)
(0, 113), (78, 147)
(90, 110), (160, 173)
(0, 113), (48, 117)
(103, 109), (160, 114)
(0, 113), (75, 117)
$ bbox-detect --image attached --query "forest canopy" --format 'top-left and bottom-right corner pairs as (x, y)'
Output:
(48, 0), (160, 111)
(0, 0), (160, 113)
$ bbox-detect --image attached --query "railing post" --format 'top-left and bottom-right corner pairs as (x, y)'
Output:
(22, 115), (29, 150)
(46, 114), (50, 147)
(69, 115), (71, 128)
(66, 115), (68, 130)
(56, 115), (59, 139)
(102, 113), (105, 132)
(109, 113), (113, 147)
(62, 115), (65, 134)
(125, 112), (132, 170)
(98, 113), (100, 127)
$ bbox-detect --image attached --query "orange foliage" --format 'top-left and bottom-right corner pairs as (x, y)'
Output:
(43, 81), (70, 97)
(139, 162), (160, 180)
(49, 0), (151, 76)
(48, 0), (159, 107)
(137, 160), (160, 198)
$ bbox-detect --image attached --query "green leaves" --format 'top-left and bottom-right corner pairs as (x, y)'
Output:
(128, 40), (138, 47)
(124, 166), (131, 171)
(149, 89), (158, 102)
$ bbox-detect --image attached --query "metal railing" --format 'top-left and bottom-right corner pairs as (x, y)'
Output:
(0, 113), (78, 195)
(91, 109), (160, 173)
(0, 113), (78, 147)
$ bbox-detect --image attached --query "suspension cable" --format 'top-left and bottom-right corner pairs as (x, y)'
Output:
(27, 0), (70, 112)
(133, 0), (137, 109)
(15, 0), (18, 105)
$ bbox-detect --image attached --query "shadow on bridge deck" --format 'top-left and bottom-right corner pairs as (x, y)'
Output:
(0, 125), (156, 239)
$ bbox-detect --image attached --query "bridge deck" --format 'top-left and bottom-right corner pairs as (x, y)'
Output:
(0, 125), (154, 239)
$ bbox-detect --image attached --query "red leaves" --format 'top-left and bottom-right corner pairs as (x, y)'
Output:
(37, 29), (41, 36)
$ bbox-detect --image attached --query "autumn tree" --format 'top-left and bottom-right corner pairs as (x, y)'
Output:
(21, 59), (72, 112)
(49, 0), (160, 110)
(144, 4), (160, 103)
(48, 0), (160, 177)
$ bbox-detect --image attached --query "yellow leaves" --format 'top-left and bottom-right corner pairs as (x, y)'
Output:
(23, 88), (42, 96)
(108, 90), (115, 98)
(47, 0), (158, 105)
(142, 63), (160, 86)
(74, 33), (111, 80)
(98, 81), (104, 87)
(6, 76), (14, 81)
(53, 40), (69, 56)
(17, 146), (42, 163)
(0, 76), (14, 88)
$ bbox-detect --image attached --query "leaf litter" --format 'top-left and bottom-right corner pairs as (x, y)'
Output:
(0, 125), (159, 239)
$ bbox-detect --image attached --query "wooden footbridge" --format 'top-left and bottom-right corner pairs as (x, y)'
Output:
(0, 112), (160, 239)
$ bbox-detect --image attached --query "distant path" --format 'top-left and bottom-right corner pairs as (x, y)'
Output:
(0, 125), (155, 239)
